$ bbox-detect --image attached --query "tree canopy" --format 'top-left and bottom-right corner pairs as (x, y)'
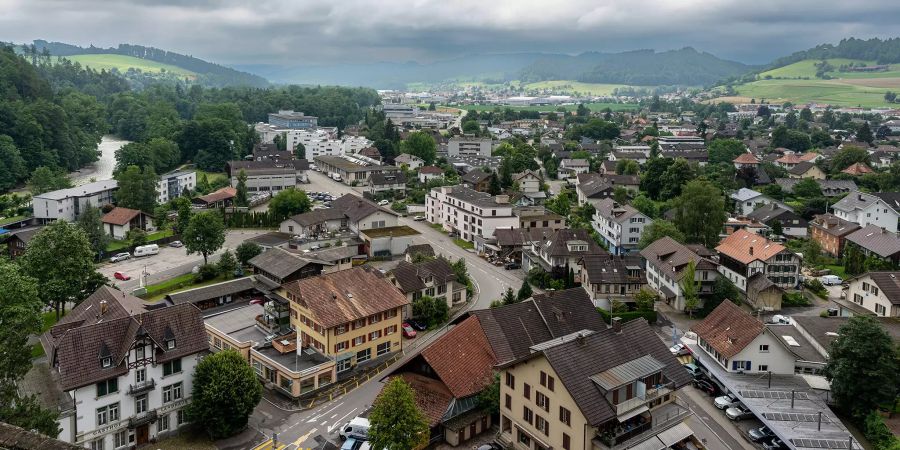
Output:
(671, 180), (726, 248)
(369, 377), (430, 450)
(269, 188), (312, 220)
(187, 350), (262, 439)
(183, 211), (226, 265)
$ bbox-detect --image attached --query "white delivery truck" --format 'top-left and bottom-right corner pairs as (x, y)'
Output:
(133, 244), (159, 257)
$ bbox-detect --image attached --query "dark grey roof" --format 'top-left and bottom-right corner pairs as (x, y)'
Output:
(404, 243), (435, 257)
(810, 214), (860, 237)
(470, 303), (554, 364)
(539, 320), (692, 426)
(538, 228), (605, 257)
(766, 324), (826, 363)
(246, 231), (293, 247)
(594, 198), (644, 224)
(286, 194), (398, 226)
(494, 228), (550, 247)
(747, 203), (805, 226)
(792, 315), (900, 350)
(531, 288), (607, 338)
(390, 259), (456, 293)
(787, 161), (817, 175)
(166, 276), (261, 305)
(462, 168), (491, 184)
(370, 171), (407, 186)
(445, 185), (508, 208)
(845, 225), (900, 258)
(579, 254), (645, 285)
(863, 272), (900, 305)
(249, 247), (330, 279)
(872, 192), (900, 213)
(0, 421), (82, 450)
(576, 173), (613, 198)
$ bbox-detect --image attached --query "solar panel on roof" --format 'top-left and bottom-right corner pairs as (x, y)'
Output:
(741, 390), (810, 400)
(762, 412), (821, 422)
(791, 438), (855, 449)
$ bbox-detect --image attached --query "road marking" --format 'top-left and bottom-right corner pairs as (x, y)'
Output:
(328, 408), (358, 433)
(291, 428), (317, 448)
(331, 413), (338, 418)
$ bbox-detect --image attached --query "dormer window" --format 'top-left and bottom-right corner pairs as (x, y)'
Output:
(166, 339), (176, 350)
(102, 357), (112, 368)
(163, 326), (176, 350)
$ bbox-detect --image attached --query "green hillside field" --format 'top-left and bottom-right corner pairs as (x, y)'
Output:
(522, 80), (631, 96)
(65, 54), (196, 77)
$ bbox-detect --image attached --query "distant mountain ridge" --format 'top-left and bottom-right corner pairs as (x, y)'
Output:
(30, 39), (269, 88)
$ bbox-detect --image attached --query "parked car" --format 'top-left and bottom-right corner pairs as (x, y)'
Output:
(768, 314), (791, 325)
(820, 275), (843, 286)
(408, 320), (427, 331)
(377, 200), (390, 206)
(504, 262), (521, 270)
(669, 343), (690, 356)
(401, 322), (417, 338)
(339, 417), (370, 440)
(683, 363), (703, 378)
(748, 426), (776, 442)
(249, 298), (266, 305)
(714, 393), (740, 410)
(413, 215), (426, 221)
(725, 404), (754, 421)
(168, 240), (183, 248)
(110, 252), (131, 263)
(113, 271), (131, 281)
(762, 437), (788, 450)
(693, 379), (719, 396)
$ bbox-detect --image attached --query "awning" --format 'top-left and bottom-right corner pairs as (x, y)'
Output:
(627, 436), (665, 450)
(657, 422), (694, 446)
(617, 405), (648, 422)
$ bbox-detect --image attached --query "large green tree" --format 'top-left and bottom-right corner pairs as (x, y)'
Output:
(187, 350), (262, 439)
(20, 221), (104, 318)
(369, 377), (430, 450)
(76, 204), (109, 257)
(671, 180), (726, 248)
(269, 188), (311, 220)
(115, 165), (158, 212)
(680, 260), (699, 315)
(0, 135), (27, 192)
(659, 158), (695, 199)
(399, 131), (437, 165)
(235, 241), (263, 266)
(638, 220), (686, 249)
(824, 316), (900, 420)
(830, 146), (870, 173)
(640, 157), (674, 200)
(707, 139), (747, 165)
(235, 169), (249, 207)
(27, 166), (71, 195)
(183, 211), (226, 265)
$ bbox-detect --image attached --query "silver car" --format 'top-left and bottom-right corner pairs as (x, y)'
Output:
(725, 403), (754, 421)
(110, 252), (131, 263)
(714, 393), (739, 410)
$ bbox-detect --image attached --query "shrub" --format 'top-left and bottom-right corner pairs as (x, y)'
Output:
(782, 291), (811, 307)
(597, 308), (658, 324)
(195, 264), (219, 282)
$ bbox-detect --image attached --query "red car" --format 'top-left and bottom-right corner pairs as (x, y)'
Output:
(113, 271), (131, 281)
(401, 322), (417, 338)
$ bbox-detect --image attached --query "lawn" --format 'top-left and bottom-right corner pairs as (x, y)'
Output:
(65, 54), (195, 77)
(32, 310), (62, 358)
(0, 215), (27, 226)
(733, 78), (895, 108)
(823, 264), (848, 279)
(196, 169), (229, 187)
(759, 58), (900, 80)
(522, 80), (632, 96)
(453, 238), (474, 250)
(143, 273), (239, 301)
(454, 102), (638, 112)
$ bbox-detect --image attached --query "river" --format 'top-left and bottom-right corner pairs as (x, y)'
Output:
(70, 135), (129, 185)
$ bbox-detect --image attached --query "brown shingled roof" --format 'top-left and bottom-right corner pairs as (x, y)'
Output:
(733, 152), (760, 164)
(282, 266), (409, 328)
(101, 207), (142, 225)
(420, 316), (496, 399)
(841, 162), (873, 175)
(691, 300), (764, 359)
(715, 229), (787, 264)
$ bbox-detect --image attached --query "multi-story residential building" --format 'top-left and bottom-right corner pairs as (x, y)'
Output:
(156, 170), (196, 203)
(575, 174), (614, 209)
(578, 253), (647, 310)
(730, 188), (776, 216)
(732, 152), (760, 170)
(809, 213), (861, 257)
(226, 160), (305, 193)
(394, 153), (425, 170)
(39, 286), (206, 448)
(640, 237), (719, 312)
(747, 203), (808, 238)
(558, 159), (590, 179)
(832, 191), (900, 233)
(369, 172), (407, 196)
(522, 228), (605, 279)
(448, 136), (493, 157)
(515, 207), (566, 231)
(268, 110), (317, 129)
(418, 166), (445, 184)
(279, 194), (399, 236)
(513, 170), (543, 193)
(101, 207), (155, 240)
(787, 162), (826, 180)
(842, 272), (900, 317)
(845, 224), (900, 266)
(592, 199), (650, 255)
(388, 258), (467, 312)
(498, 318), (694, 450)
(426, 185), (518, 244)
(716, 229), (800, 293)
(280, 266), (409, 373)
(461, 168), (492, 192)
(33, 180), (118, 223)
(342, 136), (373, 154)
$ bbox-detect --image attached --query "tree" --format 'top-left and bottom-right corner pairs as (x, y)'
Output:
(234, 169), (249, 207)
(707, 139), (747, 165)
(856, 122), (874, 145)
(127, 228), (147, 247)
(0, 135), (26, 192)
(195, 172), (211, 194)
(631, 195), (659, 219)
(501, 287), (517, 305)
(680, 260), (700, 315)
(183, 211), (226, 265)
(269, 188), (311, 220)
(634, 288), (658, 312)
(830, 146), (870, 173)
(294, 142), (306, 160)
(235, 241), (263, 266)
(187, 350), (262, 439)
(638, 220), (685, 249)
(27, 166), (71, 195)
(115, 165), (158, 213)
(671, 180), (727, 248)
(613, 186), (629, 205)
(173, 197), (192, 234)
(802, 238), (822, 267)
(217, 249), (238, 277)
(399, 131), (437, 165)
(616, 159), (639, 175)
(799, 108), (813, 121)
(369, 377), (430, 450)
(21, 221), (102, 319)
(640, 157), (674, 200)
(770, 220), (783, 236)
(793, 178), (822, 198)
(412, 295), (449, 328)
(824, 316), (900, 420)
(517, 280), (533, 301)
(488, 172), (501, 195)
(76, 204), (109, 257)
(476, 373), (500, 415)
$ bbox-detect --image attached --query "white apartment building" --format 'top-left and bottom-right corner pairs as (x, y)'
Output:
(426, 185), (517, 243)
(38, 286), (207, 449)
(641, 237), (720, 312)
(448, 136), (493, 157)
(343, 136), (373, 154)
(716, 230), (801, 292)
(843, 272), (900, 317)
(592, 199), (649, 255)
(832, 191), (900, 233)
(33, 180), (118, 223)
(156, 170), (196, 204)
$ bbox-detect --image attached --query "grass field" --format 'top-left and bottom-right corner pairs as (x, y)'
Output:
(733, 78), (894, 108)
(522, 80), (631, 96)
(456, 102), (638, 112)
(65, 54), (195, 77)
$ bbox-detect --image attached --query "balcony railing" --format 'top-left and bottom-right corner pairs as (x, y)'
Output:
(595, 397), (691, 450)
(614, 382), (673, 416)
(128, 410), (157, 428)
(127, 379), (156, 396)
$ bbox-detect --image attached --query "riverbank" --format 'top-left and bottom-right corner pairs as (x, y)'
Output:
(69, 135), (129, 185)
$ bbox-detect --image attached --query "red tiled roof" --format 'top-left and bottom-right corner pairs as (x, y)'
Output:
(841, 162), (873, 175)
(196, 186), (237, 204)
(733, 153), (760, 164)
(775, 154), (802, 164)
(691, 300), (764, 358)
(715, 229), (787, 264)
(418, 166), (444, 174)
(420, 316), (496, 399)
(101, 207), (142, 225)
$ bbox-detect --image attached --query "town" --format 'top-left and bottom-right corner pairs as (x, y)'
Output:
(2, 5), (900, 450)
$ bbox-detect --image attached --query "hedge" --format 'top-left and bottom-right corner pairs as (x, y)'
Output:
(597, 308), (658, 325)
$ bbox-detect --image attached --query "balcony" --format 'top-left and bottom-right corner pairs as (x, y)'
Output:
(127, 379), (156, 396)
(128, 410), (158, 428)
(594, 397), (691, 450)
(614, 382), (673, 417)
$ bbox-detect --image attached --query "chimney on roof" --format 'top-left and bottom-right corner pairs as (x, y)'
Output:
(611, 317), (622, 333)
(749, 246), (754, 256)
(332, 293), (337, 300)
(100, 300), (108, 316)
(576, 332), (586, 346)
(859, 194), (864, 201)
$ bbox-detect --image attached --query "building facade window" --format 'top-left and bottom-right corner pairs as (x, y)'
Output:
(559, 406), (571, 426)
(357, 348), (371, 364)
(96, 378), (118, 397)
(377, 342), (391, 356)
(159, 413), (170, 432)
(162, 358), (182, 376)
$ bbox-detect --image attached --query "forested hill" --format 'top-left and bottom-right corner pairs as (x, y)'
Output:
(517, 48), (752, 86)
(30, 40), (269, 88)
(767, 37), (900, 69)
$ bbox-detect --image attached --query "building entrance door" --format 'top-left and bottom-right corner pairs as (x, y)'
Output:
(136, 425), (149, 445)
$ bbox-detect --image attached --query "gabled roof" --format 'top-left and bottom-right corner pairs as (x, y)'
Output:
(856, 272), (900, 304)
(787, 161), (818, 175)
(841, 162), (873, 175)
(370, 171), (407, 186)
(418, 165), (444, 174)
(733, 152), (760, 164)
(579, 253), (645, 285)
(872, 192), (900, 213)
(392, 372), (453, 427)
(389, 259), (456, 293)
(691, 300), (764, 359)
(833, 191), (894, 214)
(811, 214), (861, 237)
(195, 186), (236, 204)
(249, 247), (330, 279)
(493, 227), (550, 247)
(576, 173), (613, 198)
(420, 315), (496, 399)
(101, 207), (143, 225)
(730, 188), (765, 202)
(285, 194), (398, 227)
(538, 228), (605, 257)
(461, 168), (491, 184)
(282, 266), (409, 329)
(845, 225), (900, 258)
(640, 237), (717, 281)
(747, 203), (802, 225)
(531, 288), (608, 338)
(404, 243), (435, 258)
(715, 229), (788, 264)
(594, 198), (644, 224)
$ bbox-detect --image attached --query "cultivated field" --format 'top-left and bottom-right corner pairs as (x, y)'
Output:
(455, 102), (639, 112)
(65, 54), (196, 77)
(522, 80), (631, 96)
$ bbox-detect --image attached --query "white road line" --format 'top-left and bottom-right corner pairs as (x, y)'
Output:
(328, 408), (358, 433)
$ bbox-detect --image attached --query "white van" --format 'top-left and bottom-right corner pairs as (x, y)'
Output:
(339, 417), (370, 440)
(133, 244), (159, 257)
(820, 275), (842, 286)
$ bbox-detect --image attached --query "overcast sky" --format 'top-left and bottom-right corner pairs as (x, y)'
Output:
(2, 0), (898, 66)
